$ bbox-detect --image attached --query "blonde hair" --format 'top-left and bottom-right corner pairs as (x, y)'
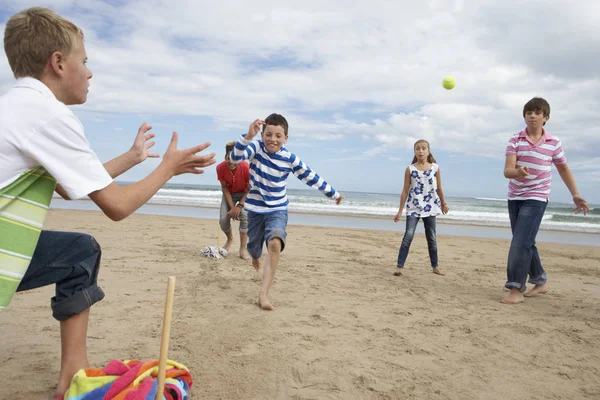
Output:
(225, 141), (236, 159)
(411, 139), (437, 164)
(4, 7), (84, 79)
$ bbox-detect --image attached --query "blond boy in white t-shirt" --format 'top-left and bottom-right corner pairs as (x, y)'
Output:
(0, 7), (216, 399)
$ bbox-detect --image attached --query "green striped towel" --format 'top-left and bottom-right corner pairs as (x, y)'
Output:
(0, 167), (56, 312)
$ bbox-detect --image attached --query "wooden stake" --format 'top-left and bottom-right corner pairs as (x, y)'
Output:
(155, 276), (176, 400)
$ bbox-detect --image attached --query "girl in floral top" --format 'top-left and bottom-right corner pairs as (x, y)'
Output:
(393, 140), (449, 276)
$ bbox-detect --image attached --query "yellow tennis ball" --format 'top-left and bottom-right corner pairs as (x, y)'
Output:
(442, 76), (456, 90)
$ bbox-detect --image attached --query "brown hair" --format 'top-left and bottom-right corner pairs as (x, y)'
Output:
(4, 7), (83, 79)
(263, 113), (289, 136)
(411, 139), (436, 164)
(225, 141), (236, 159)
(523, 97), (550, 126)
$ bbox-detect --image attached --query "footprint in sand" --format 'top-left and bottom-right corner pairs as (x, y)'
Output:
(230, 342), (261, 357)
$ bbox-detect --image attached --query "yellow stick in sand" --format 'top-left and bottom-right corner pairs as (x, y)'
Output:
(155, 276), (176, 400)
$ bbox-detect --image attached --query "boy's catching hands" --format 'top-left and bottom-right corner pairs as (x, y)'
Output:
(128, 122), (160, 164)
(161, 132), (216, 176)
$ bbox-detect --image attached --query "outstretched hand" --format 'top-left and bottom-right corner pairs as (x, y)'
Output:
(246, 119), (265, 140)
(572, 195), (589, 215)
(129, 122), (160, 163)
(162, 132), (216, 176)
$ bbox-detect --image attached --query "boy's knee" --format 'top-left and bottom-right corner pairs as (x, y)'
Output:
(219, 218), (230, 231)
(220, 225), (231, 233)
(88, 234), (101, 254)
(267, 237), (283, 253)
(52, 234), (105, 321)
(72, 233), (101, 257)
(84, 234), (102, 272)
(61, 233), (103, 288)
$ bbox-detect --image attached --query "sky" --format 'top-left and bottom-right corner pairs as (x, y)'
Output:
(1, 0), (599, 204)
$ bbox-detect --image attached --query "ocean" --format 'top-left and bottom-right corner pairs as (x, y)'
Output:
(112, 182), (599, 234)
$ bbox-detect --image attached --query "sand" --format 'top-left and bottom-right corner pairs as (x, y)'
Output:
(1, 209), (600, 400)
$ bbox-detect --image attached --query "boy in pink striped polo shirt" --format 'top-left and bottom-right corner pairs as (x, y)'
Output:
(502, 97), (589, 304)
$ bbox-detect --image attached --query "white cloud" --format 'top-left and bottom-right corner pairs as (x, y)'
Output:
(1, 0), (599, 194)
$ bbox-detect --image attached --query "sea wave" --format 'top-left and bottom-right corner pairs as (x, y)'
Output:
(52, 186), (599, 234)
(157, 188), (222, 198)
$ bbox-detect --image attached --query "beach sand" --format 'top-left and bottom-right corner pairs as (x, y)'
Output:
(1, 209), (600, 400)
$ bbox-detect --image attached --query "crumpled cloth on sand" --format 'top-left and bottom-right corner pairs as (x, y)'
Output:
(200, 246), (227, 258)
(63, 359), (192, 400)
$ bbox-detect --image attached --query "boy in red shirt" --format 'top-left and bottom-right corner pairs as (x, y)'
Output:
(216, 141), (250, 259)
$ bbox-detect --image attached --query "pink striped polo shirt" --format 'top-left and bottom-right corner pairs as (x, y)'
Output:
(506, 129), (567, 202)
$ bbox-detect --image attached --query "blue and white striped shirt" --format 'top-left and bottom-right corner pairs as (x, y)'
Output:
(230, 133), (339, 213)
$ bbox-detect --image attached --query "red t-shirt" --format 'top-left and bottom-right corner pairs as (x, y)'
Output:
(216, 161), (250, 193)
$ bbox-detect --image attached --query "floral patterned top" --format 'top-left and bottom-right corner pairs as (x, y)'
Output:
(405, 163), (442, 218)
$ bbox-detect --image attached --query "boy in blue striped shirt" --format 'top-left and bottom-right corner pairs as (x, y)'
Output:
(231, 114), (343, 310)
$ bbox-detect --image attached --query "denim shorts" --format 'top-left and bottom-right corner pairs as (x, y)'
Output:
(16, 230), (105, 321)
(246, 210), (288, 259)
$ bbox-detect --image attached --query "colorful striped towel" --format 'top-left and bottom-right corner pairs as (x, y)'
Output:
(63, 359), (192, 400)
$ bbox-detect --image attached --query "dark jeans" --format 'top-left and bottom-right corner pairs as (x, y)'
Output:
(505, 200), (548, 292)
(16, 230), (105, 321)
(397, 216), (438, 268)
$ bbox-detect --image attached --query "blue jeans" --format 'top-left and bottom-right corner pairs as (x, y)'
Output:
(505, 200), (548, 291)
(397, 216), (438, 268)
(16, 230), (105, 321)
(246, 210), (288, 260)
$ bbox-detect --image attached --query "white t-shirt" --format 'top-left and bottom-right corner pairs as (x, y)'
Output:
(0, 78), (112, 199)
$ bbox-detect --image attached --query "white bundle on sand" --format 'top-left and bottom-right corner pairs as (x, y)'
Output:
(202, 220), (228, 259)
(201, 246), (228, 258)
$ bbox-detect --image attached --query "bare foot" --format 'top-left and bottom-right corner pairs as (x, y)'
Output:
(502, 289), (524, 304)
(55, 363), (87, 399)
(240, 249), (250, 260)
(258, 291), (274, 310)
(393, 267), (403, 276)
(432, 267), (445, 276)
(53, 390), (66, 400)
(223, 239), (232, 252)
(252, 258), (261, 271)
(524, 283), (549, 297)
